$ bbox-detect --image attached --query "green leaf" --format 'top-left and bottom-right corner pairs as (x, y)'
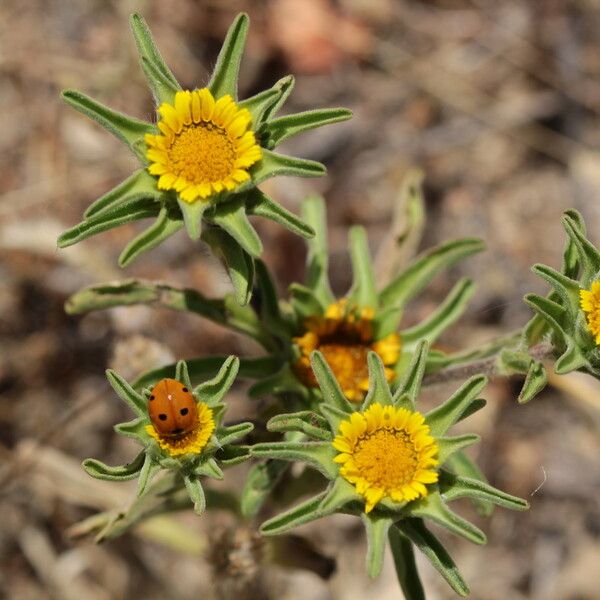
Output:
(246, 189), (315, 239)
(372, 305), (403, 338)
(252, 149), (326, 185)
(457, 398), (487, 423)
(216, 444), (251, 467)
(410, 492), (486, 544)
(255, 259), (292, 339)
(251, 441), (338, 479)
(393, 340), (428, 408)
(267, 411), (331, 441)
(301, 195), (334, 306)
(555, 342), (587, 374)
(178, 198), (209, 241)
(130, 13), (180, 104)
(175, 360), (192, 389)
(362, 514), (392, 578)
(118, 205), (184, 267)
(319, 404), (349, 435)
(106, 369), (147, 417)
(137, 454), (160, 496)
(380, 238), (484, 308)
(388, 526), (426, 600)
(208, 13), (249, 100)
(531, 264), (580, 310)
(202, 227), (255, 305)
(348, 226), (378, 309)
(289, 283), (325, 321)
(524, 293), (568, 337)
(266, 108), (352, 147)
(183, 473), (207, 515)
(195, 458), (224, 480)
(241, 459), (290, 518)
(247, 364), (309, 400)
(437, 434), (480, 464)
(261, 75), (295, 121)
(217, 422), (254, 446)
(62, 90), (156, 161)
(396, 519), (469, 597)
(563, 213), (600, 277)
(445, 451), (493, 516)
(361, 352), (394, 410)
(82, 451), (146, 481)
(402, 278), (476, 346)
(208, 196), (263, 258)
(84, 170), (162, 220)
(310, 351), (353, 413)
(519, 360), (547, 403)
(57, 198), (161, 248)
(440, 472), (529, 511)
(425, 375), (487, 437)
(114, 417), (148, 439)
(260, 492), (327, 535)
(194, 356), (239, 405)
(239, 76), (294, 125)
(317, 477), (358, 514)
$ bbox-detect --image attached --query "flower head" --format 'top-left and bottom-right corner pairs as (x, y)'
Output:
(146, 89), (262, 202)
(580, 282), (600, 344)
(333, 404), (438, 512)
(294, 300), (401, 402)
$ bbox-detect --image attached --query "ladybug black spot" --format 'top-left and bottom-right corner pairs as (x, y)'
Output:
(180, 407), (189, 416)
(172, 428), (183, 435)
(158, 414), (167, 421)
(149, 395), (155, 401)
(182, 387), (189, 392)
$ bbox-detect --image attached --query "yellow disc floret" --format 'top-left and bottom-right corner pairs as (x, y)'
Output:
(145, 89), (262, 203)
(333, 403), (439, 512)
(580, 282), (600, 344)
(146, 402), (215, 457)
(293, 300), (401, 402)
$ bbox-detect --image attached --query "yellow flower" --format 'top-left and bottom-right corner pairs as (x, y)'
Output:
(293, 300), (401, 402)
(146, 402), (215, 457)
(145, 89), (262, 203)
(333, 403), (439, 513)
(580, 282), (600, 344)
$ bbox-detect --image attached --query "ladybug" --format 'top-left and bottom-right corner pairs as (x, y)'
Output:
(148, 378), (197, 437)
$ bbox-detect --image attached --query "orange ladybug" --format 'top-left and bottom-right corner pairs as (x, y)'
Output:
(148, 379), (197, 437)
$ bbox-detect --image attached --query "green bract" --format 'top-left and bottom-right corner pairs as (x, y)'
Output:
(83, 357), (252, 517)
(250, 345), (528, 597)
(58, 12), (351, 304)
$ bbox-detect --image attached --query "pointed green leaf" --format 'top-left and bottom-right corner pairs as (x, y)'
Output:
(266, 108), (352, 147)
(239, 76), (294, 125)
(252, 149), (326, 185)
(397, 519), (469, 597)
(519, 360), (547, 403)
(255, 259), (293, 339)
(524, 293), (568, 337)
(372, 305), (403, 339)
(130, 13), (180, 104)
(82, 451), (146, 481)
(380, 238), (484, 308)
(137, 454), (160, 496)
(196, 457), (224, 480)
(84, 170), (162, 220)
(217, 444), (252, 467)
(218, 421), (254, 446)
(58, 198), (161, 248)
(445, 451), (493, 516)
(531, 264), (580, 309)
(183, 473), (207, 515)
(388, 526), (426, 600)
(241, 459), (290, 518)
(208, 196), (263, 257)
(318, 477), (359, 514)
(410, 492), (486, 544)
(393, 340), (428, 408)
(175, 360), (192, 389)
(425, 375), (487, 437)
(260, 492), (327, 535)
(267, 411), (331, 441)
(310, 351), (353, 413)
(563, 213), (600, 276)
(62, 90), (156, 160)
(178, 198), (209, 240)
(301, 195), (334, 306)
(402, 279), (475, 346)
(457, 398), (487, 423)
(319, 404), (350, 435)
(555, 342), (587, 374)
(437, 434), (480, 464)
(251, 441), (338, 479)
(202, 227), (255, 305)
(208, 13), (249, 99)
(362, 514), (392, 578)
(114, 417), (148, 439)
(194, 355), (239, 404)
(361, 352), (394, 410)
(262, 75), (295, 121)
(106, 369), (146, 417)
(289, 283), (325, 321)
(118, 205), (184, 267)
(348, 226), (378, 309)
(440, 472), (529, 511)
(246, 189), (315, 239)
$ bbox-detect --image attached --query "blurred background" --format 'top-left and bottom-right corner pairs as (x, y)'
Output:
(1, 0), (600, 598)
